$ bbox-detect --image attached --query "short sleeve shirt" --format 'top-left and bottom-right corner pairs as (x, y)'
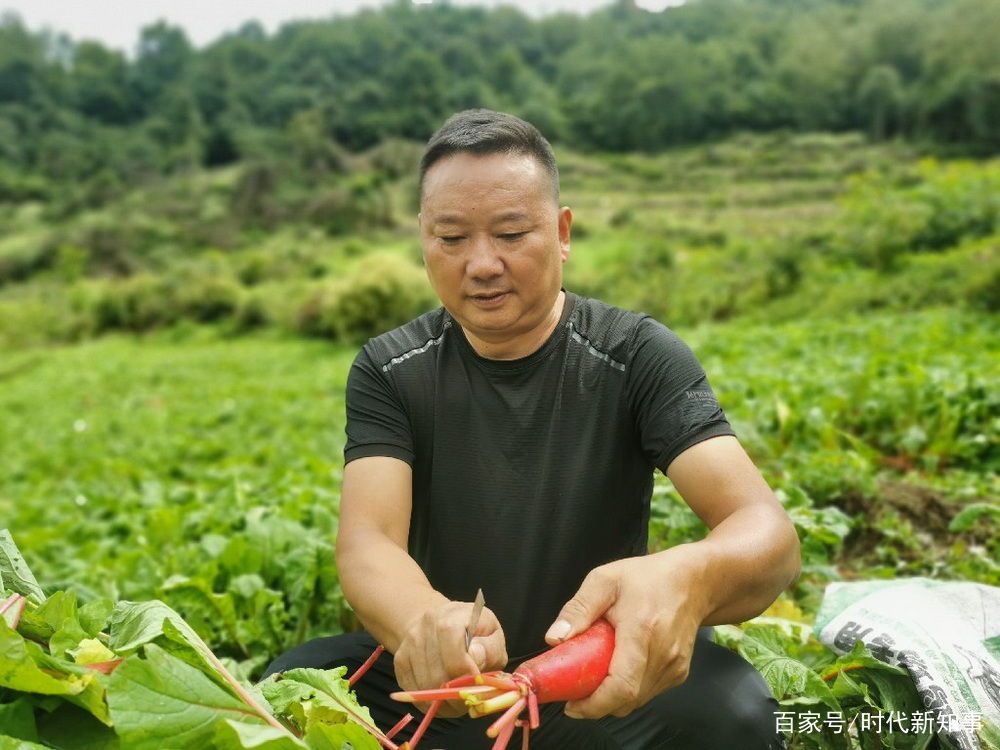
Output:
(344, 290), (734, 659)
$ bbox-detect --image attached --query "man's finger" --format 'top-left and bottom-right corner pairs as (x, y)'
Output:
(564, 620), (650, 719)
(438, 612), (476, 678)
(545, 567), (616, 644)
(477, 628), (509, 671)
(394, 650), (418, 693)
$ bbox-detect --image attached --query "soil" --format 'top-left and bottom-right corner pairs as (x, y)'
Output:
(833, 478), (995, 572)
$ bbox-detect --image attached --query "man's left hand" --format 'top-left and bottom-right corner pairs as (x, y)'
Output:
(543, 545), (709, 720)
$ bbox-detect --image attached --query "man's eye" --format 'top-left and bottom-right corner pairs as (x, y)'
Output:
(500, 232), (527, 241)
(439, 236), (464, 244)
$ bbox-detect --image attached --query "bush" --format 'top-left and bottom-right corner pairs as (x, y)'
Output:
(176, 275), (244, 322)
(297, 253), (437, 342)
(94, 275), (179, 332)
(233, 289), (271, 331)
(0, 233), (56, 286)
(838, 159), (999, 270)
(362, 138), (423, 178)
(304, 175), (394, 236)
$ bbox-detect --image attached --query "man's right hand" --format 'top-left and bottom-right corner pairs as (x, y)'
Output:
(393, 597), (508, 718)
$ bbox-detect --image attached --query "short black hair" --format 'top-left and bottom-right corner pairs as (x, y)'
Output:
(419, 108), (559, 204)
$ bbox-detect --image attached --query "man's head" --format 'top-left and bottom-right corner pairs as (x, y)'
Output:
(418, 109), (572, 354)
(419, 109), (560, 205)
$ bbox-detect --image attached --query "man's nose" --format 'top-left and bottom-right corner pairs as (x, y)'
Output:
(465, 236), (504, 279)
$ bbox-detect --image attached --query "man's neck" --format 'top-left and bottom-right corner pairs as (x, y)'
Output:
(462, 290), (566, 361)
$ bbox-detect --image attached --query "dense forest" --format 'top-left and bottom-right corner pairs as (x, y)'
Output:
(1, 0), (998, 205)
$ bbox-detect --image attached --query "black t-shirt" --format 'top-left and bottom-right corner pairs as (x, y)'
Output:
(344, 289), (734, 660)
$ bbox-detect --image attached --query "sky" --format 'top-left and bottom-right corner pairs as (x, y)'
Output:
(1, 0), (683, 55)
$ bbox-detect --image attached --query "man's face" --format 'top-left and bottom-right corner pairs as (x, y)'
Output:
(419, 151), (571, 344)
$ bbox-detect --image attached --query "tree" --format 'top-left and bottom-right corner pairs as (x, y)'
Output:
(857, 65), (903, 140)
(69, 42), (132, 124)
(132, 22), (192, 112)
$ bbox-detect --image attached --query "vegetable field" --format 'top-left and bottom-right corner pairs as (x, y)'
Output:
(2, 306), (997, 748)
(1, 129), (998, 748)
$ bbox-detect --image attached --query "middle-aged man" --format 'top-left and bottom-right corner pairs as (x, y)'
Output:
(264, 109), (801, 749)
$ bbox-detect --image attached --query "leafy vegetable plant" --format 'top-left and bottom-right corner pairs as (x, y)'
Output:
(0, 530), (389, 750)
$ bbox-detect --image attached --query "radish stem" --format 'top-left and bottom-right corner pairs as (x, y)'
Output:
(391, 687), (469, 702)
(479, 673), (519, 692)
(528, 692), (539, 729)
(486, 696), (526, 739)
(444, 673), (481, 688)
(349, 644), (384, 686)
(461, 687), (504, 704)
(477, 690), (520, 716)
(386, 713), (413, 739)
(491, 719), (516, 750)
(405, 699), (441, 749)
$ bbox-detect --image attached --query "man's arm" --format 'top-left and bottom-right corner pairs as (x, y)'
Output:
(335, 455), (444, 653)
(335, 455), (508, 715)
(544, 435), (800, 721)
(664, 434), (801, 626)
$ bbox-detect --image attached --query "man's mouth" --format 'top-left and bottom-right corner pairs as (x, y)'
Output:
(470, 291), (508, 300)
(469, 291), (510, 306)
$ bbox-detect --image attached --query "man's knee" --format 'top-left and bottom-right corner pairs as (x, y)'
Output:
(684, 665), (786, 750)
(720, 688), (786, 749)
(637, 637), (786, 750)
(261, 631), (378, 679)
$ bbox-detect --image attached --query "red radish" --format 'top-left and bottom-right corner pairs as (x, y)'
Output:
(389, 619), (616, 750)
(512, 618), (615, 703)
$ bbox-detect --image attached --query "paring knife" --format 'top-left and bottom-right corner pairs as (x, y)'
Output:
(464, 588), (485, 652)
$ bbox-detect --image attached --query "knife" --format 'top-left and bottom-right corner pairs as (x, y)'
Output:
(464, 588), (485, 652)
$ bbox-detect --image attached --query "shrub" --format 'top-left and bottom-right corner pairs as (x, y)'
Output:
(838, 159), (999, 270)
(94, 275), (179, 332)
(233, 289), (271, 331)
(297, 253), (437, 342)
(176, 275), (244, 322)
(304, 175), (394, 236)
(362, 138), (423, 178)
(0, 233), (56, 286)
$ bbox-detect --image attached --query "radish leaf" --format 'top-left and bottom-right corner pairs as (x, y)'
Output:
(105, 643), (269, 749)
(0, 530), (45, 603)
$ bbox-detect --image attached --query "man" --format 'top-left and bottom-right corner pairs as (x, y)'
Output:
(264, 109), (800, 749)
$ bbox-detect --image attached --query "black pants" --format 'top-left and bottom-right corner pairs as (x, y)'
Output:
(262, 626), (788, 750)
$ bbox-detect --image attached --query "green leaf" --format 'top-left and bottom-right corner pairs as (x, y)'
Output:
(258, 668), (379, 748)
(78, 599), (114, 636)
(819, 640), (908, 681)
(34, 703), (120, 750)
(29, 591), (89, 657)
(106, 643), (269, 749)
(304, 722), (381, 750)
(28, 645), (113, 726)
(978, 716), (1000, 750)
(69, 638), (118, 666)
(716, 624), (841, 710)
(0, 699), (38, 741)
(0, 530), (45, 603)
(160, 575), (244, 655)
(0, 619), (92, 696)
(0, 738), (50, 750)
(948, 502), (1000, 532)
(215, 721), (309, 749)
(108, 599), (234, 694)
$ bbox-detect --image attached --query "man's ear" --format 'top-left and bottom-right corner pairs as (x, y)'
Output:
(558, 206), (573, 262)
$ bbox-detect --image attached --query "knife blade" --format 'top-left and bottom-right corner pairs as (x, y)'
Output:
(464, 588), (485, 652)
